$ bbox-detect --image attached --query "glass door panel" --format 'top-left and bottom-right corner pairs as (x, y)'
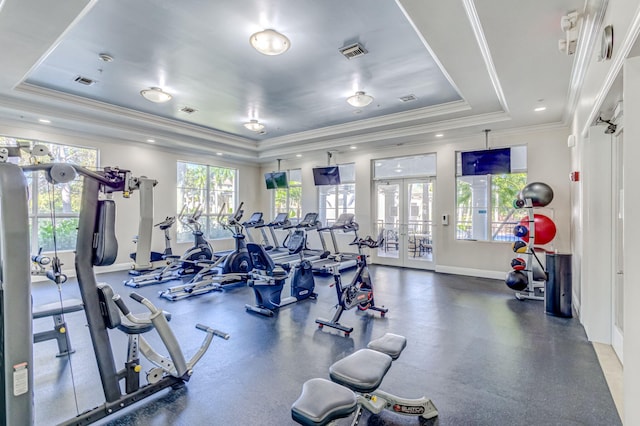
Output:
(374, 179), (434, 270)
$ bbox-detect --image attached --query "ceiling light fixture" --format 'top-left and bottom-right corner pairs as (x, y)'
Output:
(140, 87), (172, 103)
(347, 91), (373, 107)
(38, 118), (51, 124)
(146, 139), (155, 143)
(435, 133), (444, 137)
(296, 154), (302, 158)
(244, 119), (265, 132)
(534, 106), (547, 112)
(350, 146), (357, 150)
(250, 29), (290, 55)
(216, 152), (223, 156)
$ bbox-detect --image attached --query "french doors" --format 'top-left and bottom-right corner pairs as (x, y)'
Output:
(374, 178), (434, 269)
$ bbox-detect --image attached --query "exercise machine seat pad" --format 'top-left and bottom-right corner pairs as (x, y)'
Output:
(366, 333), (407, 360)
(291, 378), (356, 426)
(329, 349), (392, 393)
(32, 298), (84, 319)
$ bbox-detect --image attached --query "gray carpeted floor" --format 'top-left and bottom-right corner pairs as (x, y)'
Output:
(31, 265), (621, 425)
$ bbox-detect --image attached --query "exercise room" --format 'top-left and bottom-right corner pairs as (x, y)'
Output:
(1, 0), (638, 425)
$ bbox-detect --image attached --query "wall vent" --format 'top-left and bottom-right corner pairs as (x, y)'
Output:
(180, 106), (197, 114)
(339, 43), (368, 59)
(399, 94), (417, 102)
(74, 76), (95, 86)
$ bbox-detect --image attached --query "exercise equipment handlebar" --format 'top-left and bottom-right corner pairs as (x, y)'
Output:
(195, 324), (230, 340)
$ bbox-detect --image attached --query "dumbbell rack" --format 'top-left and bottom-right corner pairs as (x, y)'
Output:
(514, 198), (545, 301)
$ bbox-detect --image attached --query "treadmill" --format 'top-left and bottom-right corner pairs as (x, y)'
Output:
(312, 213), (360, 274)
(270, 212), (329, 267)
(257, 212), (291, 257)
(242, 212), (270, 247)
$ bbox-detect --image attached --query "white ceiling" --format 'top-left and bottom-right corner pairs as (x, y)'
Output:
(0, 0), (601, 163)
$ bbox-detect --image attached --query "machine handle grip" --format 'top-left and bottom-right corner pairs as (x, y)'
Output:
(112, 295), (131, 316)
(129, 292), (145, 304)
(196, 323), (230, 340)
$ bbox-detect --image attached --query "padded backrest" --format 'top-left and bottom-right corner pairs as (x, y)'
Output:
(97, 283), (121, 329)
(246, 242), (276, 273)
(93, 199), (118, 266)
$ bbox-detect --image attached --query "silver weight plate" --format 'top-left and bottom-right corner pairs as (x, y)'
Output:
(49, 163), (77, 184)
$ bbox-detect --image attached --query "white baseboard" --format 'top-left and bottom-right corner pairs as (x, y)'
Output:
(435, 265), (506, 280)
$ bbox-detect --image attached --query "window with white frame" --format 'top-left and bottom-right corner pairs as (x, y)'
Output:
(318, 163), (355, 226)
(0, 136), (98, 252)
(455, 146), (527, 241)
(176, 161), (237, 242)
(273, 168), (302, 222)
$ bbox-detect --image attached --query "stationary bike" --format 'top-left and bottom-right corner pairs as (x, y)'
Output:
(124, 205), (213, 287)
(245, 229), (317, 317)
(316, 232), (387, 336)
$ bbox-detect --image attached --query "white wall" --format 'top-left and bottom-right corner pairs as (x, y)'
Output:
(623, 54), (640, 426)
(260, 126), (571, 278)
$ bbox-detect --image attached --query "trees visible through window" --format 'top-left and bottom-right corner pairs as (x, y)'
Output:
(0, 136), (98, 252)
(318, 163), (355, 225)
(455, 146), (527, 241)
(273, 169), (302, 222)
(176, 161), (237, 242)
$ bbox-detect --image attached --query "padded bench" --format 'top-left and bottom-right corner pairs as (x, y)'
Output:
(292, 333), (410, 425)
(33, 298), (84, 357)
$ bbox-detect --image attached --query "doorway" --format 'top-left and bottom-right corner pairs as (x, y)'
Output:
(374, 179), (434, 269)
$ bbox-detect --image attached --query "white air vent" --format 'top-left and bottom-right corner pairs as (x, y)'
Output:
(399, 94), (417, 102)
(339, 43), (368, 59)
(180, 106), (197, 114)
(74, 76), (95, 86)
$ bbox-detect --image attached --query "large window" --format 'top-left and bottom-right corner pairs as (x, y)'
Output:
(456, 146), (527, 241)
(176, 161), (237, 242)
(318, 163), (355, 225)
(273, 169), (302, 222)
(0, 136), (98, 252)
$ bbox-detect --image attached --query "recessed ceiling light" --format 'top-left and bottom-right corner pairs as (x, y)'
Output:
(296, 154), (302, 158)
(244, 119), (265, 132)
(250, 29), (290, 55)
(140, 87), (172, 103)
(435, 133), (444, 137)
(216, 152), (223, 156)
(38, 118), (51, 124)
(146, 139), (155, 143)
(534, 106), (547, 112)
(98, 53), (113, 62)
(347, 91), (374, 107)
(350, 146), (357, 150)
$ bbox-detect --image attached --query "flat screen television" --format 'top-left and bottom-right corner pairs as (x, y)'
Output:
(264, 171), (288, 189)
(312, 166), (341, 186)
(461, 148), (511, 176)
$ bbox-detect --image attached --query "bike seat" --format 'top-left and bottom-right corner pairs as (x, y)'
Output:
(291, 378), (356, 426)
(329, 349), (392, 393)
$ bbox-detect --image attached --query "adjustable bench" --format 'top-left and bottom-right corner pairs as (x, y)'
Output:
(33, 298), (84, 357)
(291, 333), (438, 425)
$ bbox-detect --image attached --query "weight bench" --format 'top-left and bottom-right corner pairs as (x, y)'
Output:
(33, 298), (84, 357)
(291, 333), (438, 425)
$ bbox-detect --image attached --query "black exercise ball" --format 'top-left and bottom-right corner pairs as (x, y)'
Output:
(505, 270), (528, 291)
(518, 182), (554, 207)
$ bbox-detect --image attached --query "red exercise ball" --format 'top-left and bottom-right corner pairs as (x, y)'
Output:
(518, 214), (556, 245)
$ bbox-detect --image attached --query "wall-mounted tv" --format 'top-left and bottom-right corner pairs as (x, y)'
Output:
(265, 171), (288, 189)
(461, 148), (511, 176)
(312, 166), (341, 186)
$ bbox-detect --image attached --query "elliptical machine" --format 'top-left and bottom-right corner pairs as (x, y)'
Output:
(245, 229), (317, 317)
(316, 232), (388, 336)
(124, 205), (213, 287)
(159, 202), (253, 301)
